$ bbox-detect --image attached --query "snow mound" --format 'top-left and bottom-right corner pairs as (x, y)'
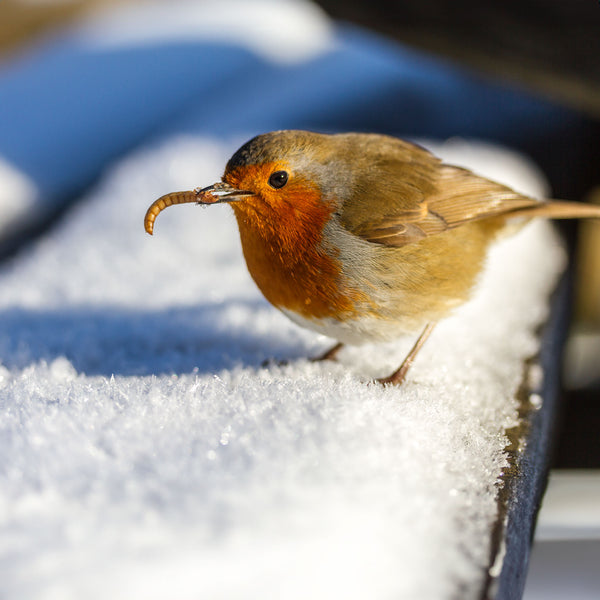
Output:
(0, 135), (566, 599)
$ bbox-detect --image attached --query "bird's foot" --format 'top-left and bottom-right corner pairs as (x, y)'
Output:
(373, 322), (437, 386)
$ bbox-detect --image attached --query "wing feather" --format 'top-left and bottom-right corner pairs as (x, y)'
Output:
(340, 148), (541, 248)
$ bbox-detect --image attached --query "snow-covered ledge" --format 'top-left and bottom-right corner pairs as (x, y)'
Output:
(0, 137), (567, 599)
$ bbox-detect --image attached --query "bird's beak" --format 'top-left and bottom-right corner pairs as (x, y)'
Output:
(194, 182), (256, 204)
(144, 182), (255, 235)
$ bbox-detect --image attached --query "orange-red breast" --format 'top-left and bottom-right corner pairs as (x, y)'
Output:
(144, 130), (600, 384)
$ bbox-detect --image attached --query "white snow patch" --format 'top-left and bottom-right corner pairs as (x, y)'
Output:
(0, 157), (39, 237)
(77, 0), (336, 65)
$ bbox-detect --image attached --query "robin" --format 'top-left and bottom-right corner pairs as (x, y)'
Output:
(144, 130), (600, 384)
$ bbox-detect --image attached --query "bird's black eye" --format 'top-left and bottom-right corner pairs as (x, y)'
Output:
(268, 170), (288, 189)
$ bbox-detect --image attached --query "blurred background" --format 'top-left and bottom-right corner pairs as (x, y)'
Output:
(0, 0), (598, 597)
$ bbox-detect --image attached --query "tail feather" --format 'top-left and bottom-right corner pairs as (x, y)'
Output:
(507, 200), (600, 221)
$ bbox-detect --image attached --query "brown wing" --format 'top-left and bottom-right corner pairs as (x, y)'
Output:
(340, 147), (541, 248)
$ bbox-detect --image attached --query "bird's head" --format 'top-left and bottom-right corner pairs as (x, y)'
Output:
(144, 130), (349, 237)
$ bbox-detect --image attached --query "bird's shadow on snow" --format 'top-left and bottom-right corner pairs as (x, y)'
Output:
(0, 301), (313, 377)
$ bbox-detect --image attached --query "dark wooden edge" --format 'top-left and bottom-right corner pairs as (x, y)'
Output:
(482, 253), (573, 599)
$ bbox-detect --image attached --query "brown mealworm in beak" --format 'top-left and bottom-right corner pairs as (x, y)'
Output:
(144, 183), (253, 235)
(144, 190), (204, 235)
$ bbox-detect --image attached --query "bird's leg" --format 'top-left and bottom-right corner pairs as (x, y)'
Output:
(261, 341), (344, 368)
(377, 322), (436, 385)
(312, 342), (344, 362)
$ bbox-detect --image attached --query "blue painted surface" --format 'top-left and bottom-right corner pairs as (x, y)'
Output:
(0, 23), (586, 211)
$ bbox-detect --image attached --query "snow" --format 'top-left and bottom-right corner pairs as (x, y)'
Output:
(0, 156), (38, 238)
(0, 133), (567, 599)
(77, 0), (336, 65)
